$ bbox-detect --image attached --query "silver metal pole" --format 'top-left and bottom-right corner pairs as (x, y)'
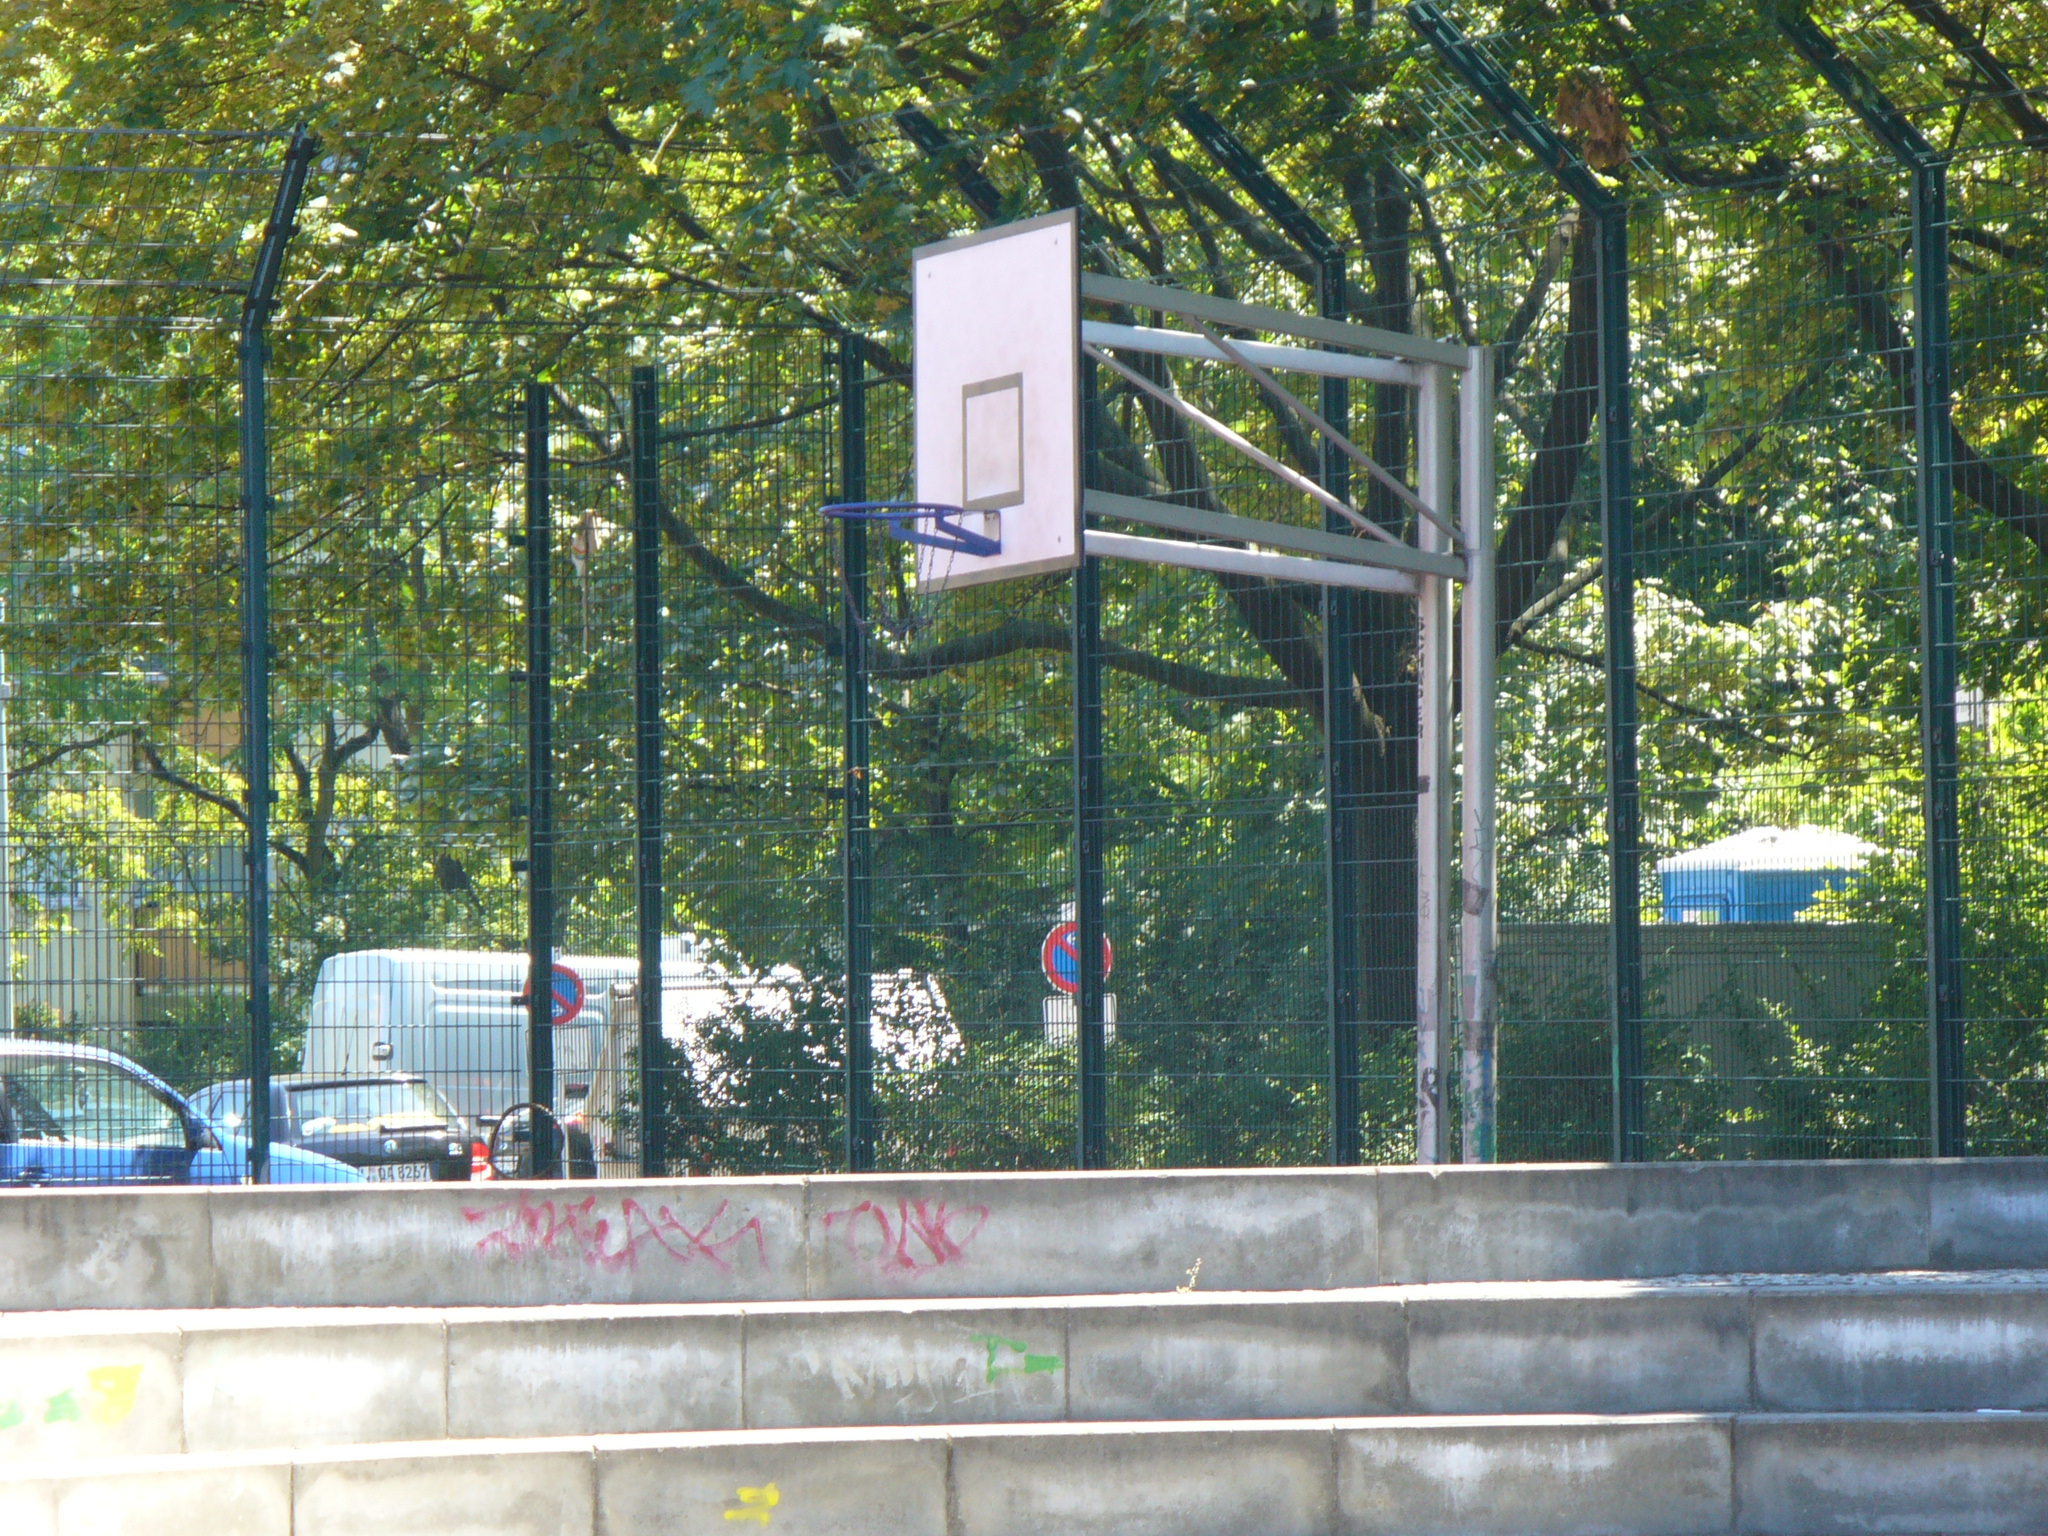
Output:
(1414, 365), (1455, 1164)
(1458, 346), (1499, 1162)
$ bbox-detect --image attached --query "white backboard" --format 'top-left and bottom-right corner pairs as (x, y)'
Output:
(914, 210), (1080, 589)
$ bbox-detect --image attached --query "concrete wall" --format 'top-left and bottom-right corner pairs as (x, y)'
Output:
(2, 1413), (2045, 1536)
(3, 1158), (2043, 1311)
(4, 1276), (2045, 1460)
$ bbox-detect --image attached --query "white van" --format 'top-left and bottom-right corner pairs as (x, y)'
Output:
(300, 938), (720, 1130)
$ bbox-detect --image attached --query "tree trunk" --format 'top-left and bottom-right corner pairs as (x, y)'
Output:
(1344, 160), (1420, 1030)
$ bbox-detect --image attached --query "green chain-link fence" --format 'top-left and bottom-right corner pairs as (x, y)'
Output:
(3, 0), (2043, 1177)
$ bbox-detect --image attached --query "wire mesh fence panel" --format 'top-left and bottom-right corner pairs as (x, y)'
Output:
(539, 374), (646, 1177)
(1095, 552), (1335, 1167)
(264, 353), (527, 1181)
(854, 367), (1083, 1174)
(1625, 162), (1931, 1159)
(0, 130), (287, 1182)
(648, 334), (846, 1175)
(1948, 136), (2048, 1156)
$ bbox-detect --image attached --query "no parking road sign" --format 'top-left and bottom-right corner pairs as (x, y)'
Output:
(517, 963), (586, 1026)
(1041, 922), (1113, 996)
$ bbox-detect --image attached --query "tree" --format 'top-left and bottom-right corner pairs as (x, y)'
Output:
(1, 0), (2042, 1159)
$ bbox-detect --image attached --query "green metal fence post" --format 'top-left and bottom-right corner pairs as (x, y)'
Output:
(1406, 1), (1646, 1161)
(840, 336), (876, 1173)
(237, 125), (316, 1184)
(523, 381), (558, 1178)
(630, 366), (667, 1177)
(1780, 11), (1966, 1156)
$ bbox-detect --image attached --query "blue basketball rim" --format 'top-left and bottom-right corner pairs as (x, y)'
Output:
(823, 501), (1002, 558)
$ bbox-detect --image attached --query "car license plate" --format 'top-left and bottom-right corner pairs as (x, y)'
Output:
(365, 1163), (431, 1183)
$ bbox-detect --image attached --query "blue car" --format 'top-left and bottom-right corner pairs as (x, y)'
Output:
(0, 1039), (361, 1186)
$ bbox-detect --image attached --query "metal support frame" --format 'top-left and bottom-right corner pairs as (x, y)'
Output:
(1075, 356), (1110, 1170)
(1414, 364), (1454, 1164)
(1174, 103), (1499, 1166)
(1408, 0), (1646, 1161)
(237, 125), (316, 1183)
(1459, 345), (1499, 1162)
(1781, 12), (1966, 1156)
(630, 367), (667, 1177)
(839, 338), (877, 1172)
(523, 382), (558, 1178)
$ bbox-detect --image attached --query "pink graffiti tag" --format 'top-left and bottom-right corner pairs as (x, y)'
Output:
(820, 1197), (990, 1273)
(463, 1194), (768, 1273)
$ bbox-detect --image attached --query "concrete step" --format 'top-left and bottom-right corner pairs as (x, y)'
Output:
(7, 1272), (2047, 1461)
(4, 1412), (2046, 1536)
(7, 1159), (2045, 1309)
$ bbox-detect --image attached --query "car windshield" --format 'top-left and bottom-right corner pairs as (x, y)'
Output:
(289, 1080), (451, 1135)
(0, 1058), (187, 1148)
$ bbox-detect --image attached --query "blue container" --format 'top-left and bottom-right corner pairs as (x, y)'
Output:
(1658, 827), (1874, 923)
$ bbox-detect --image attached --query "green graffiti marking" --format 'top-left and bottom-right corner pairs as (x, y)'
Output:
(0, 1366), (143, 1434)
(976, 1336), (1061, 1384)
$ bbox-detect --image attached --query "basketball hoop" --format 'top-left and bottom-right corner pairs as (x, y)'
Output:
(824, 501), (1003, 640)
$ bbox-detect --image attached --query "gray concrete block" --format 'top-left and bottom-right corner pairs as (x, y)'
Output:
(47, 1454), (292, 1536)
(805, 1169), (1376, 1299)
(1755, 1287), (2048, 1411)
(0, 1190), (212, 1310)
(1405, 1285), (1750, 1414)
(743, 1302), (1066, 1428)
(1066, 1295), (1405, 1420)
(293, 1440), (596, 1536)
(1734, 1412), (2048, 1534)
(181, 1315), (445, 1452)
(1930, 1159), (2048, 1270)
(1337, 1413), (1734, 1536)
(449, 1307), (743, 1438)
(212, 1179), (809, 1307)
(0, 1475), (54, 1536)
(1377, 1162), (1929, 1282)
(950, 1420), (1337, 1536)
(594, 1426), (949, 1536)
(0, 1322), (183, 1460)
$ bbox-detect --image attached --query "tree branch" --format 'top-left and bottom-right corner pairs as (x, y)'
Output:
(893, 106), (1004, 220)
(1517, 639), (1780, 749)
(1894, 0), (2048, 152)
(1816, 222), (2048, 559)
(879, 617), (1305, 707)
(1497, 216), (1601, 648)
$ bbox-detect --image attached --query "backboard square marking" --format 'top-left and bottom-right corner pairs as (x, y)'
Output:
(962, 374), (1024, 510)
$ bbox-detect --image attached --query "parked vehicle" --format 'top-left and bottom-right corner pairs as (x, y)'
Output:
(0, 1039), (361, 1186)
(298, 941), (735, 1175)
(299, 947), (676, 1124)
(192, 1073), (477, 1182)
(300, 942), (959, 1179)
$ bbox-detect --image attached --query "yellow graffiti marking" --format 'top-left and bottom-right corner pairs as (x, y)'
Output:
(88, 1366), (144, 1426)
(723, 1483), (779, 1525)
